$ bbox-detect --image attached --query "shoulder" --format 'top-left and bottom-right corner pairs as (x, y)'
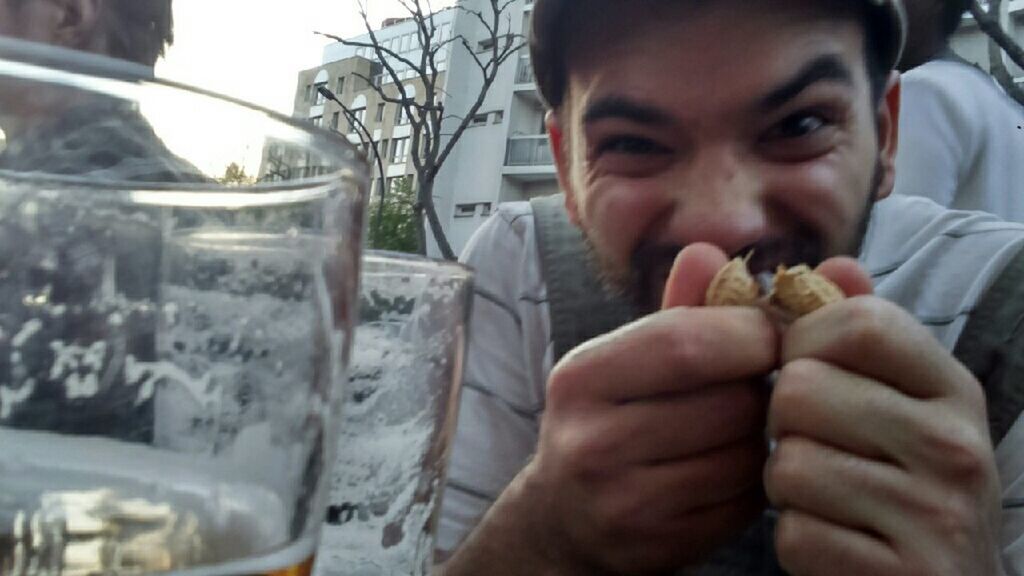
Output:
(902, 60), (1019, 116)
(461, 202), (535, 261)
(460, 201), (545, 311)
(862, 195), (1024, 348)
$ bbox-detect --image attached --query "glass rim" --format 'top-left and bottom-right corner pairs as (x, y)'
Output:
(0, 36), (370, 195)
(363, 250), (474, 280)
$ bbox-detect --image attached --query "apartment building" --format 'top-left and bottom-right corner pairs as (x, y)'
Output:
(282, 0), (555, 257)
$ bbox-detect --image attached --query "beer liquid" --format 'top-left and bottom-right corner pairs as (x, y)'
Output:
(0, 429), (320, 576)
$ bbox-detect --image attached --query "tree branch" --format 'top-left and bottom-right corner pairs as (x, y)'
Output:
(981, 0), (1024, 106)
(970, 1), (1024, 71)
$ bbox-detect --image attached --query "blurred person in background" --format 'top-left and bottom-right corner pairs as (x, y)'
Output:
(895, 0), (1024, 219)
(0, 0), (199, 444)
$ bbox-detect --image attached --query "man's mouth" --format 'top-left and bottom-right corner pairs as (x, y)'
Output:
(631, 236), (826, 309)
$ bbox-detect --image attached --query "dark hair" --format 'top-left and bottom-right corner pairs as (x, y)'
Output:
(941, 0), (972, 37)
(533, 0), (897, 110)
(865, 18), (890, 103)
(101, 0), (175, 67)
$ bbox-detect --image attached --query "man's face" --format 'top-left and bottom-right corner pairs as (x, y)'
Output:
(550, 0), (899, 308)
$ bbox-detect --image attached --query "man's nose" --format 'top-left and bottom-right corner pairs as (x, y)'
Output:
(660, 148), (768, 256)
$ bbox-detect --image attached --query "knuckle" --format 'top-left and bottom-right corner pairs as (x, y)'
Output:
(554, 428), (614, 477)
(663, 321), (711, 370)
(838, 297), (895, 351)
(920, 421), (993, 485)
(764, 439), (810, 504)
(771, 360), (824, 425)
(546, 360), (587, 411)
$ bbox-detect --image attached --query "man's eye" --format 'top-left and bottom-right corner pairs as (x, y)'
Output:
(765, 113), (830, 141)
(596, 136), (670, 156)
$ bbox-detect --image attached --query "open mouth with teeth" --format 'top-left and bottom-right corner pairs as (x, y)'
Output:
(630, 236), (828, 312)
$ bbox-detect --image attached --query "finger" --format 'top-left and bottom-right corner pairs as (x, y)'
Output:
(662, 242), (730, 309)
(765, 436), (927, 540)
(607, 438), (768, 525)
(553, 306), (777, 403)
(775, 509), (901, 576)
(600, 489), (766, 572)
(605, 380), (768, 463)
(782, 296), (978, 401)
(768, 358), (925, 464)
(814, 256), (873, 298)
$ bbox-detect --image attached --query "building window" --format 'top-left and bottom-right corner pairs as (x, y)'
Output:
(471, 113), (489, 127)
(349, 108), (366, 133)
(336, 76), (346, 94)
(311, 116), (323, 128)
(481, 203), (493, 216)
(493, 111), (504, 124)
(391, 137), (410, 163)
(313, 82), (328, 105)
(387, 175), (411, 193)
(454, 203), (479, 218)
(477, 38), (495, 53)
(378, 139), (389, 162)
(395, 105), (410, 126)
(376, 103), (386, 122)
(304, 84), (313, 102)
(330, 112), (340, 131)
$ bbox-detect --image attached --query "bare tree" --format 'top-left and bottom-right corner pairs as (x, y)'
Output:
(971, 0), (1024, 106)
(319, 86), (393, 249)
(317, 0), (526, 259)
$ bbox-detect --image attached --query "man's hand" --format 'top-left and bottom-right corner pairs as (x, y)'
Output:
(442, 244), (776, 575)
(766, 258), (1003, 576)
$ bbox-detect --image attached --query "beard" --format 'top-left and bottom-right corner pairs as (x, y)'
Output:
(580, 159), (883, 313)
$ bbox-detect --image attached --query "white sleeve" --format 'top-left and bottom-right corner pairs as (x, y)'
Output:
(436, 206), (547, 554)
(893, 69), (972, 208)
(997, 414), (1024, 573)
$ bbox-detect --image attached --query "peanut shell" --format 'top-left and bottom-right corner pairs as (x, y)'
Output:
(771, 265), (845, 317)
(705, 257), (760, 307)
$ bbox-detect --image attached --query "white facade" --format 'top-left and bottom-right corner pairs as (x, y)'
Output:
(313, 0), (558, 257)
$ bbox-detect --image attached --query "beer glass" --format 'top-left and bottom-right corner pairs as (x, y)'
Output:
(0, 39), (368, 576)
(314, 252), (472, 576)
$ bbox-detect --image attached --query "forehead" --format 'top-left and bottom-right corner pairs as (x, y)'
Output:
(564, 0), (869, 119)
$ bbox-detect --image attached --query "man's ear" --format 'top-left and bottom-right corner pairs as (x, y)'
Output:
(875, 71), (901, 201)
(546, 111), (582, 226)
(49, 0), (105, 52)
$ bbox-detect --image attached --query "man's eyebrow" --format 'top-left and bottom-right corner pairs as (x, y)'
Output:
(758, 54), (855, 111)
(582, 97), (676, 126)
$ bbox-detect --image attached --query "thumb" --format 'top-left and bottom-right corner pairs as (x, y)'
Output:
(814, 256), (874, 298)
(661, 243), (730, 309)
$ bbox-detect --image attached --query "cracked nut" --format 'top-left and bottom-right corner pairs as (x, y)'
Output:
(771, 264), (845, 317)
(705, 256), (760, 307)
(705, 258), (845, 318)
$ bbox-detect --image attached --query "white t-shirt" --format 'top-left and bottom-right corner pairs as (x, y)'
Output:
(439, 194), (1024, 571)
(895, 59), (1024, 220)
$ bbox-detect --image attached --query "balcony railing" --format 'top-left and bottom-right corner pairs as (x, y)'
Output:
(505, 135), (553, 167)
(515, 57), (535, 85)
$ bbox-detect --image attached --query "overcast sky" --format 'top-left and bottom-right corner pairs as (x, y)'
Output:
(157, 0), (455, 115)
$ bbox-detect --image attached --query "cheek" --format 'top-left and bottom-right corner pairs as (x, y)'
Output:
(578, 177), (670, 262)
(765, 155), (873, 247)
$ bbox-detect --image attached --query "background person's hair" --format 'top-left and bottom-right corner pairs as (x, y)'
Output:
(7, 0), (175, 67)
(100, 0), (174, 67)
(942, 0), (972, 38)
